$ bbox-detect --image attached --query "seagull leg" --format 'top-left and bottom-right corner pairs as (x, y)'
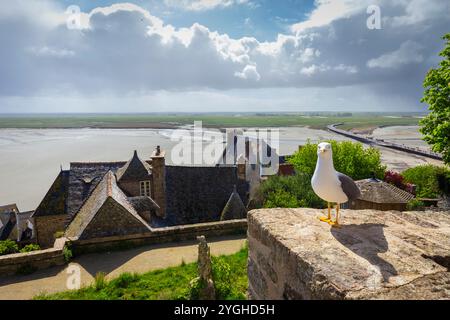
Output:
(319, 202), (331, 222)
(330, 203), (341, 227)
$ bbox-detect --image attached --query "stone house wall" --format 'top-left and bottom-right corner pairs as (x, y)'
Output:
(80, 198), (150, 240)
(35, 215), (67, 248)
(118, 180), (142, 197)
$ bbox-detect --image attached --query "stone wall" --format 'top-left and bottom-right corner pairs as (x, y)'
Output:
(71, 218), (247, 255)
(0, 238), (66, 276)
(247, 208), (450, 300)
(35, 214), (67, 248)
(118, 180), (141, 197)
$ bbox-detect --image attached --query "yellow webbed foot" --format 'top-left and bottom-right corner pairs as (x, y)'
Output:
(328, 220), (341, 228)
(319, 216), (331, 223)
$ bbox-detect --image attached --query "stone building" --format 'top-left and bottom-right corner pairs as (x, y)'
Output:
(347, 178), (415, 211)
(32, 147), (249, 248)
(217, 129), (279, 198)
(0, 204), (34, 243)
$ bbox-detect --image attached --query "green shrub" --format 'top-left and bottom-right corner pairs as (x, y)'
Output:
(0, 240), (19, 256)
(63, 245), (73, 263)
(19, 244), (40, 253)
(186, 276), (203, 300)
(212, 256), (232, 299)
(402, 165), (450, 198)
(406, 199), (426, 211)
(288, 140), (386, 180)
(256, 173), (326, 209)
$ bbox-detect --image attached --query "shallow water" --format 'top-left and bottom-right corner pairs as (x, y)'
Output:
(0, 126), (438, 211)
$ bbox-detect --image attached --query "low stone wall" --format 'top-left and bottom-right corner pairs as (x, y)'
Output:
(248, 208), (450, 300)
(0, 219), (246, 276)
(71, 219), (247, 255)
(0, 238), (66, 276)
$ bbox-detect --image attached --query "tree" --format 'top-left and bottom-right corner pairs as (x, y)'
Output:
(420, 33), (450, 165)
(288, 140), (386, 180)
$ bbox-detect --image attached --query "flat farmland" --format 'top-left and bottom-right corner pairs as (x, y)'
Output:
(0, 113), (421, 130)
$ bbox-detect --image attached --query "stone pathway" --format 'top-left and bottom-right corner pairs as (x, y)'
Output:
(0, 235), (246, 300)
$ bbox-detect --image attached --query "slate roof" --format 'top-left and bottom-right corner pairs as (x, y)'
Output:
(67, 162), (126, 221)
(33, 171), (69, 217)
(36, 151), (250, 229)
(355, 179), (415, 204)
(165, 165), (249, 225)
(220, 186), (247, 220)
(65, 171), (151, 239)
(116, 150), (152, 182)
(128, 196), (160, 213)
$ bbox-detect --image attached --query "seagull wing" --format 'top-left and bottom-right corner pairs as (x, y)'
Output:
(337, 172), (361, 200)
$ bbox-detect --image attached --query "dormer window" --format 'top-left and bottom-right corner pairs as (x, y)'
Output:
(140, 181), (151, 197)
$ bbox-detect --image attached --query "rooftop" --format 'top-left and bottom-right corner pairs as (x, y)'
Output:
(355, 178), (415, 204)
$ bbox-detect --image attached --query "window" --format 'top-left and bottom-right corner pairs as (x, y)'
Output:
(140, 181), (151, 196)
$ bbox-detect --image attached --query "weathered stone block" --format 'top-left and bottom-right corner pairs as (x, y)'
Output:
(248, 208), (450, 300)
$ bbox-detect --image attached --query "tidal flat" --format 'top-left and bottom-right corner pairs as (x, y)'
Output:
(0, 126), (440, 211)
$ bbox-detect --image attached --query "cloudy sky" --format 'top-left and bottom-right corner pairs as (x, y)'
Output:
(0, 0), (448, 113)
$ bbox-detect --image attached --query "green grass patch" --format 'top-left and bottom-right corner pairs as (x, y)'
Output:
(35, 246), (248, 300)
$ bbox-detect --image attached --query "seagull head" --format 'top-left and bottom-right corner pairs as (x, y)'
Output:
(317, 142), (332, 160)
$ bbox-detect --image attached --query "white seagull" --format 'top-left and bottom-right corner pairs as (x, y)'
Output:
(311, 142), (361, 226)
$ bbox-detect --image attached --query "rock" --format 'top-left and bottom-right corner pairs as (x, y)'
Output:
(196, 235), (216, 300)
(247, 208), (450, 300)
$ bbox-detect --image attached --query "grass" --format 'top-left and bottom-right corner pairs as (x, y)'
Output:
(0, 112), (421, 130)
(34, 246), (248, 300)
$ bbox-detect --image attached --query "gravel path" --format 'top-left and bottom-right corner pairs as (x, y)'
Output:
(0, 235), (246, 300)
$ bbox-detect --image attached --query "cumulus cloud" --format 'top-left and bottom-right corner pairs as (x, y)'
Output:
(0, 0), (449, 111)
(235, 65), (260, 81)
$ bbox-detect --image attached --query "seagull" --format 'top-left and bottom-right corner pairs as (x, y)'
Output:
(311, 142), (361, 227)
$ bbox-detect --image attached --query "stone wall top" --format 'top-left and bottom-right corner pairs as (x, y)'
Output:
(247, 208), (450, 300)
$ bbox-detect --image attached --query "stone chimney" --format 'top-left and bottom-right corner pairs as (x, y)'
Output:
(151, 145), (166, 218)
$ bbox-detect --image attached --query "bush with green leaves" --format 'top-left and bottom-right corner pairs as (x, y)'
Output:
(288, 140), (386, 180)
(402, 164), (450, 198)
(256, 173), (326, 209)
(0, 240), (19, 256)
(19, 244), (41, 253)
(63, 245), (73, 263)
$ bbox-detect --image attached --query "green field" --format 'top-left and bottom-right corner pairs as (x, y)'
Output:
(0, 112), (422, 130)
(35, 246), (248, 300)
